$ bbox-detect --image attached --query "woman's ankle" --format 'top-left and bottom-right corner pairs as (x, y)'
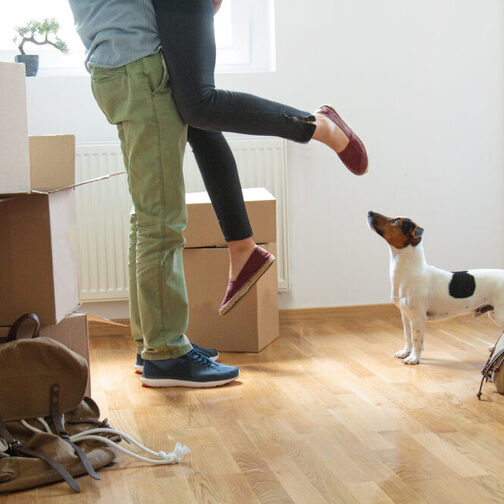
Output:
(312, 113), (349, 153)
(228, 237), (255, 254)
(227, 237), (256, 280)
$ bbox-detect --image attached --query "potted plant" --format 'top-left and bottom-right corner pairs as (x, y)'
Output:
(13, 18), (69, 77)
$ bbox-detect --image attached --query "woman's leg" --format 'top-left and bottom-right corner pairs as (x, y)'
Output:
(187, 126), (256, 280)
(154, 0), (360, 161)
(153, 0), (366, 310)
(187, 127), (251, 243)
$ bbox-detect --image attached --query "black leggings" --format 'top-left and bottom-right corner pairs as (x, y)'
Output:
(153, 0), (316, 241)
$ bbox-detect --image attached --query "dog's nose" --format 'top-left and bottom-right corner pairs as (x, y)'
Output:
(368, 211), (375, 218)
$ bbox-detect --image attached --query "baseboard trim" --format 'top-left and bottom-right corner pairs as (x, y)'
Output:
(279, 303), (399, 322)
(88, 305), (400, 337)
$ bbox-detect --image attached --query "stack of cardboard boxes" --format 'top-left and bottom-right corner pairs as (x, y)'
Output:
(0, 62), (91, 394)
(184, 188), (279, 352)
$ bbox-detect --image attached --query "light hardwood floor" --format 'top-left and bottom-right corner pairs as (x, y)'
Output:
(6, 305), (504, 503)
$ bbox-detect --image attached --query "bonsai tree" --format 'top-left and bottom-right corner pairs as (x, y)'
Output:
(13, 18), (69, 56)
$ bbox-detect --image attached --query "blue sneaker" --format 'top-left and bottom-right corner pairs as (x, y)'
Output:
(134, 353), (146, 373)
(134, 342), (219, 373)
(140, 349), (239, 388)
(192, 343), (219, 361)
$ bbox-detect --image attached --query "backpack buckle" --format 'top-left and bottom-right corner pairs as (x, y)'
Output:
(7, 439), (22, 451)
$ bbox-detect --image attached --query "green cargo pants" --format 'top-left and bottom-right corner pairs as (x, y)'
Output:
(91, 52), (192, 360)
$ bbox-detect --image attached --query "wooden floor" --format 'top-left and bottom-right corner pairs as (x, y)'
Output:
(6, 305), (504, 503)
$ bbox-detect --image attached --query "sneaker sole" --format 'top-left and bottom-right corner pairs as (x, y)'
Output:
(140, 374), (238, 388)
(219, 254), (276, 316)
(134, 352), (220, 374)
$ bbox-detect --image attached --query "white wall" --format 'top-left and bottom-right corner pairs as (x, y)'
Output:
(21, 0), (504, 316)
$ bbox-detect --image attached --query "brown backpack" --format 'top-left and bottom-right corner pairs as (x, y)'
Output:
(0, 313), (117, 493)
(0, 313), (190, 494)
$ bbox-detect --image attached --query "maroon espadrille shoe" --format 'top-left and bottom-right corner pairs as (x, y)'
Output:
(315, 105), (368, 176)
(218, 246), (276, 316)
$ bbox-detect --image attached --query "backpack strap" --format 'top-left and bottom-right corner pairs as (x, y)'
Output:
(2, 313), (41, 343)
(0, 415), (81, 493)
(49, 385), (101, 481)
(477, 348), (504, 399)
(66, 417), (112, 428)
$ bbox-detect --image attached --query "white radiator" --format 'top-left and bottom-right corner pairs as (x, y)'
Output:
(75, 137), (289, 302)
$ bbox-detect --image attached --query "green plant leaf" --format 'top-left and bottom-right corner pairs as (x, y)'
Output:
(14, 17), (68, 55)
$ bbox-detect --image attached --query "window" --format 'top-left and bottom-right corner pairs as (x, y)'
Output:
(0, 0), (275, 76)
(0, 1), (84, 73)
(216, 0), (276, 73)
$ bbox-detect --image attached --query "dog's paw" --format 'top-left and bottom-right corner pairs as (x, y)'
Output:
(394, 349), (411, 359)
(403, 354), (420, 365)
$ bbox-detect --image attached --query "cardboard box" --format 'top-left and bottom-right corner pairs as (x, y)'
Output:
(185, 187), (276, 248)
(0, 128), (121, 325)
(0, 313), (91, 397)
(29, 135), (75, 192)
(0, 62), (30, 194)
(0, 190), (79, 325)
(184, 243), (279, 352)
(0, 131), (75, 195)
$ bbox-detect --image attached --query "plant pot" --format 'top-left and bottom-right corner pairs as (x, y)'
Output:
(14, 54), (39, 77)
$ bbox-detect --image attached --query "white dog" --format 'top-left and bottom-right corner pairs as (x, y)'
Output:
(367, 211), (504, 364)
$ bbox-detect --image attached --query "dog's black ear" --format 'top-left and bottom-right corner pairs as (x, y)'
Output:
(410, 226), (424, 246)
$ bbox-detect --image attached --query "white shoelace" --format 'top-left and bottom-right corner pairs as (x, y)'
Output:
(17, 418), (190, 465)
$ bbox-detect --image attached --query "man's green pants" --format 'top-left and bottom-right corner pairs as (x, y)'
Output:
(91, 52), (192, 360)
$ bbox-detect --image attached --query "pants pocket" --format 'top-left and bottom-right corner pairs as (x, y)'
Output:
(149, 53), (170, 96)
(90, 68), (127, 125)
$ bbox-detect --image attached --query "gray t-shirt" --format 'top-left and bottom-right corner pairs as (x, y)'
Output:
(68, 0), (162, 71)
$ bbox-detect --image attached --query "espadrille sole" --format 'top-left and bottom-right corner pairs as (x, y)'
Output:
(218, 254), (276, 316)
